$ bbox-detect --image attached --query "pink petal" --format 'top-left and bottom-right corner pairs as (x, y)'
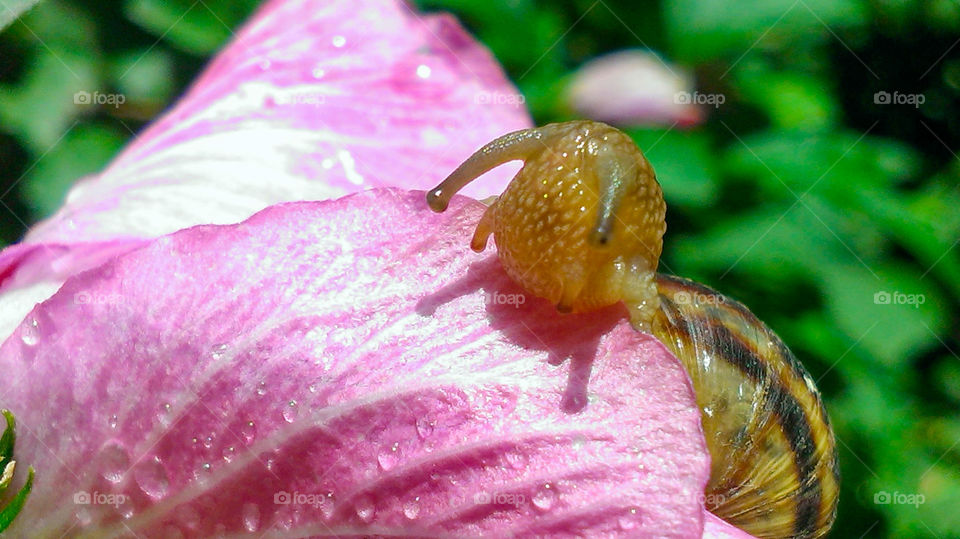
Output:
(1, 190), (709, 536)
(0, 0), (530, 340)
(702, 512), (757, 539)
(568, 50), (702, 128)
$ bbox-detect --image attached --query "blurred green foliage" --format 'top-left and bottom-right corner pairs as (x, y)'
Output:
(1, 0), (959, 536)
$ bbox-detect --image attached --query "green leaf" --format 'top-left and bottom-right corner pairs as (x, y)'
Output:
(628, 129), (719, 208)
(734, 61), (839, 130)
(664, 0), (869, 62)
(0, 410), (15, 472)
(110, 49), (176, 106)
(0, 52), (97, 155)
(722, 130), (920, 200)
(0, 0), (42, 31)
(22, 124), (126, 220)
(818, 262), (949, 367)
(124, 0), (258, 55)
(0, 466), (33, 532)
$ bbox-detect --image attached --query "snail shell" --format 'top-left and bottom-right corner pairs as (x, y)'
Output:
(427, 120), (839, 538)
(655, 274), (838, 538)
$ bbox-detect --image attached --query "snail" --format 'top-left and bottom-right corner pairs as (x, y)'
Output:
(426, 121), (839, 538)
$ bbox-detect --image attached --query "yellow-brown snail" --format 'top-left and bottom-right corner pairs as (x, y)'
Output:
(426, 121), (839, 538)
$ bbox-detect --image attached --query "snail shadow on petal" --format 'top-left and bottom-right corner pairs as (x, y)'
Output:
(415, 256), (624, 414)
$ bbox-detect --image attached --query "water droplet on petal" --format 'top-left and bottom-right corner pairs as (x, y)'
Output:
(21, 318), (39, 346)
(241, 421), (257, 442)
(256, 382), (267, 396)
(74, 507), (93, 526)
(108, 415), (118, 429)
(403, 497), (420, 519)
(211, 344), (228, 361)
(158, 403), (173, 426)
(134, 456), (170, 499)
(98, 441), (130, 483)
(506, 452), (528, 470)
(282, 400), (299, 423)
(355, 495), (375, 523)
(320, 492), (336, 520)
(332, 35), (346, 48)
(415, 418), (434, 439)
(619, 507), (641, 530)
(377, 442), (400, 471)
(242, 502), (260, 532)
(416, 64), (431, 79)
(532, 483), (556, 511)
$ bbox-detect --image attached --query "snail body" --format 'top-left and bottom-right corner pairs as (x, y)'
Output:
(427, 121), (665, 331)
(427, 121), (839, 538)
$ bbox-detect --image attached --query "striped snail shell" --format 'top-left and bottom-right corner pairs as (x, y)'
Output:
(655, 274), (838, 538)
(427, 120), (839, 538)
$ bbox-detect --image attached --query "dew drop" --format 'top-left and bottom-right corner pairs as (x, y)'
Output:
(202, 435), (214, 449)
(134, 456), (170, 499)
(108, 414), (118, 429)
(158, 403), (173, 426)
(242, 502), (261, 532)
(222, 445), (236, 463)
(98, 441), (130, 483)
(415, 418), (434, 439)
(179, 505), (200, 530)
(21, 318), (39, 346)
(320, 492), (336, 520)
(74, 506), (93, 526)
(355, 495), (375, 523)
(505, 452), (528, 470)
(211, 344), (228, 361)
(377, 442), (400, 471)
(332, 35), (346, 48)
(618, 507), (641, 530)
(532, 483), (556, 511)
(241, 421), (257, 442)
(256, 382), (267, 396)
(416, 64), (431, 79)
(403, 497), (420, 519)
(282, 400), (299, 423)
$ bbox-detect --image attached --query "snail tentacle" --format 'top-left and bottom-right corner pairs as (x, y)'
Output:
(426, 127), (546, 212)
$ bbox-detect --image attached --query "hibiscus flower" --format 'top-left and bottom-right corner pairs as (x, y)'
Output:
(0, 0), (752, 536)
